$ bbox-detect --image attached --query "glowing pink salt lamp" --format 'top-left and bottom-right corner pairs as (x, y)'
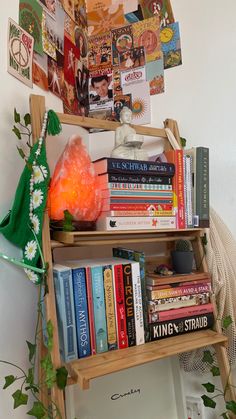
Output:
(48, 134), (102, 222)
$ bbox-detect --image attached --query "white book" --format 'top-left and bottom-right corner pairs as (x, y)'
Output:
(96, 216), (176, 231)
(131, 261), (145, 346)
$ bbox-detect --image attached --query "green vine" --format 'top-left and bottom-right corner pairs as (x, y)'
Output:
(0, 110), (68, 418)
(201, 315), (235, 418)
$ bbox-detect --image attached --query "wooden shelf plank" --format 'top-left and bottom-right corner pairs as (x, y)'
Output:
(52, 228), (204, 245)
(67, 330), (227, 390)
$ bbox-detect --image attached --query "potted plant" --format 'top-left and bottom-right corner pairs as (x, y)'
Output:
(171, 239), (194, 274)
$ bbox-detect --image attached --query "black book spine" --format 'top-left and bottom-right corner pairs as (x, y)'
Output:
(122, 263), (136, 347)
(106, 173), (173, 185)
(107, 158), (175, 176)
(149, 313), (214, 341)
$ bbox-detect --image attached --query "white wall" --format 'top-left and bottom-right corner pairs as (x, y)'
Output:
(0, 0), (236, 418)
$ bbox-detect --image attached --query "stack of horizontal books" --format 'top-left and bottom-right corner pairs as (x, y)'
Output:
(93, 156), (176, 230)
(146, 271), (214, 341)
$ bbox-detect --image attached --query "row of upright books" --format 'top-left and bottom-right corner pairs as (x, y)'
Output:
(53, 247), (148, 362)
(93, 146), (209, 231)
(146, 270), (214, 341)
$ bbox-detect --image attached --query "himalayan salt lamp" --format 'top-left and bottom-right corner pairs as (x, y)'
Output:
(48, 134), (102, 222)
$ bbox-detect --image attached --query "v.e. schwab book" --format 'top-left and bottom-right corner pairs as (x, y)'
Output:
(93, 157), (175, 176)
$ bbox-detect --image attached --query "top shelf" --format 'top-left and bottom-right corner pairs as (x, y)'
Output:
(51, 228), (204, 247)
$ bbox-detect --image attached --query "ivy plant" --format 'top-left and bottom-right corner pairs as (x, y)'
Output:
(201, 315), (234, 418)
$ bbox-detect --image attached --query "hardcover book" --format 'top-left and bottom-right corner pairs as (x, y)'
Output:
(93, 157), (175, 176)
(100, 183), (173, 191)
(148, 292), (211, 313)
(146, 271), (211, 287)
(97, 173), (173, 185)
(165, 149), (185, 229)
(53, 264), (78, 362)
(149, 313), (214, 341)
(148, 302), (213, 323)
(146, 282), (211, 300)
(91, 265), (108, 353)
(103, 265), (117, 350)
(184, 147), (209, 228)
(122, 262), (136, 346)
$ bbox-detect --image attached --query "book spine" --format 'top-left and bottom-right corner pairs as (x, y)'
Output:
(146, 278), (211, 290)
(101, 210), (174, 217)
(148, 303), (213, 323)
(147, 282), (211, 300)
(96, 216), (176, 231)
(184, 154), (194, 228)
(107, 158), (175, 176)
(176, 149), (185, 229)
(103, 265), (118, 350)
(102, 189), (173, 198)
(85, 267), (96, 355)
(53, 268), (78, 362)
(146, 273), (211, 286)
(147, 292), (211, 313)
(101, 183), (173, 191)
(113, 264), (128, 349)
(105, 198), (173, 204)
(122, 263), (136, 347)
(133, 251), (149, 343)
(72, 268), (91, 358)
(149, 313), (214, 341)
(131, 262), (145, 345)
(196, 147), (209, 227)
(102, 203), (173, 211)
(98, 173), (173, 185)
(91, 266), (108, 353)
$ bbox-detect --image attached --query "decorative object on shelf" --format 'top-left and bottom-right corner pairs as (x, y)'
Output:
(154, 264), (173, 276)
(111, 106), (148, 160)
(171, 239), (193, 274)
(48, 134), (102, 224)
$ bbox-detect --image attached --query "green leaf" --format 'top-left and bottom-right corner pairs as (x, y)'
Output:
(26, 368), (34, 385)
(180, 137), (186, 148)
(221, 412), (229, 419)
(211, 366), (220, 377)
(27, 401), (45, 418)
(202, 382), (215, 393)
(40, 354), (56, 389)
(63, 210), (75, 232)
(24, 113), (31, 126)
(226, 400), (236, 414)
(202, 350), (214, 365)
(13, 126), (22, 139)
(12, 389), (28, 409)
(201, 395), (216, 409)
(3, 375), (16, 389)
(17, 146), (26, 160)
(56, 366), (68, 390)
(14, 108), (21, 123)
(27, 341), (37, 363)
(222, 315), (233, 330)
(46, 320), (53, 352)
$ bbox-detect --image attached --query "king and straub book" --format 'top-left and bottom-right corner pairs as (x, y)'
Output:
(149, 313), (214, 341)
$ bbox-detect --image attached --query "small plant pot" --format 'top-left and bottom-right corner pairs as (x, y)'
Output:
(171, 250), (194, 274)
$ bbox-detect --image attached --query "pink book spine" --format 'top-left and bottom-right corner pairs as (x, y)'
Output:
(176, 149), (185, 229)
(149, 303), (213, 323)
(149, 282), (212, 300)
(85, 267), (96, 355)
(113, 264), (128, 349)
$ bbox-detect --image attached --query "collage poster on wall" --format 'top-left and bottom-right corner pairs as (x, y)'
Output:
(8, 0), (182, 125)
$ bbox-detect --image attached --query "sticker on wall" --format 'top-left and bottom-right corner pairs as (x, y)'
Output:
(114, 93), (132, 121)
(38, 0), (56, 19)
(111, 24), (133, 66)
(8, 18), (34, 88)
(48, 51), (64, 97)
(123, 81), (151, 125)
(33, 51), (49, 90)
(121, 66), (146, 87)
(146, 56), (164, 95)
(132, 15), (161, 63)
(19, 0), (43, 55)
(89, 66), (113, 111)
(42, 11), (56, 59)
(161, 22), (182, 69)
(87, 3), (125, 36)
(119, 46), (145, 70)
(74, 0), (87, 27)
(88, 32), (112, 71)
(139, 0), (174, 27)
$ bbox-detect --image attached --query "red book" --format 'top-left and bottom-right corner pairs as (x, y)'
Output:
(113, 264), (128, 349)
(147, 282), (212, 300)
(85, 267), (96, 355)
(165, 149), (185, 229)
(148, 303), (213, 323)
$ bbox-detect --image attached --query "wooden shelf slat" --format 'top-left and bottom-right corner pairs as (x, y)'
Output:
(52, 228), (204, 246)
(67, 330), (227, 390)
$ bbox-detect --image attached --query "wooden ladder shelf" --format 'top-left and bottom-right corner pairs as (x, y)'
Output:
(29, 94), (235, 419)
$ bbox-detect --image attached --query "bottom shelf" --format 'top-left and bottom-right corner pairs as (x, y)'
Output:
(67, 330), (227, 390)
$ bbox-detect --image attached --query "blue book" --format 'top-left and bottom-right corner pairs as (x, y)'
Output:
(53, 264), (78, 362)
(91, 265), (108, 353)
(71, 267), (91, 358)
